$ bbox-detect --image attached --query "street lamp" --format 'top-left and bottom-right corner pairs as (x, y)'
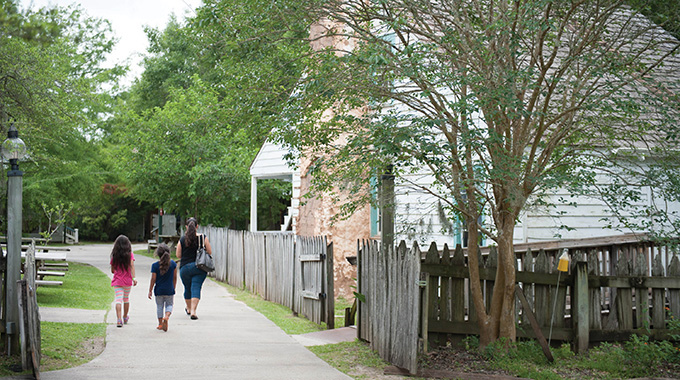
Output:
(2, 124), (26, 168)
(2, 122), (26, 354)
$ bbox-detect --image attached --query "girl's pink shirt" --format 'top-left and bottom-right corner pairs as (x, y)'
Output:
(110, 251), (135, 287)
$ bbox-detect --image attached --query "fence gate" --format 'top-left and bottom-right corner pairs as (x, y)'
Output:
(297, 236), (334, 328)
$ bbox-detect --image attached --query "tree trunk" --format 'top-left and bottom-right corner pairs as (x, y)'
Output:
(467, 220), (495, 346)
(497, 223), (517, 341)
(476, 211), (518, 346)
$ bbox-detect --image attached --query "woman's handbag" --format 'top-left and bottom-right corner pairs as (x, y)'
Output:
(195, 234), (215, 272)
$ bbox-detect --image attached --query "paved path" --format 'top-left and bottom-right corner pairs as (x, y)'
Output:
(34, 243), (352, 380)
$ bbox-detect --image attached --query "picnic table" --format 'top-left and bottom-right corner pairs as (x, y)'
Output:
(149, 234), (180, 253)
(0, 236), (49, 244)
(17, 246), (69, 286)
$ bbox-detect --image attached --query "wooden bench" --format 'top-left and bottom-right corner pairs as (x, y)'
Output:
(43, 262), (69, 267)
(35, 280), (62, 286)
(37, 271), (66, 278)
(16, 247), (68, 286)
(40, 262), (69, 271)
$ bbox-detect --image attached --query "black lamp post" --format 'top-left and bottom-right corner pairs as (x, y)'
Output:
(2, 123), (26, 354)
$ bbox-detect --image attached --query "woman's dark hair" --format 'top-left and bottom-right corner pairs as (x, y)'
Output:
(110, 235), (132, 272)
(186, 217), (198, 247)
(155, 243), (171, 275)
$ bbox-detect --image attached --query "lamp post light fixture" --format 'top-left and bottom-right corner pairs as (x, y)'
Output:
(2, 122), (26, 354)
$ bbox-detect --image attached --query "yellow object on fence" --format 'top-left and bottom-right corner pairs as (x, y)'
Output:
(557, 251), (570, 272)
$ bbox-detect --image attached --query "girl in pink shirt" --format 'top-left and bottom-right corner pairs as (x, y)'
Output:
(110, 235), (137, 327)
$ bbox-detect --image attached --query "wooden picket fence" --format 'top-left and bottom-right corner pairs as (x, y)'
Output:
(18, 243), (40, 376)
(357, 234), (680, 374)
(200, 227), (334, 328)
(357, 240), (422, 374)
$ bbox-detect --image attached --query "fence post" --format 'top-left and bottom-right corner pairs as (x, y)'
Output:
(357, 240), (363, 340)
(575, 258), (589, 353)
(325, 241), (335, 329)
(419, 272), (429, 353)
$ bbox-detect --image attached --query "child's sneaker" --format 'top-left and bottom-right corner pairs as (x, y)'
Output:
(123, 316), (129, 324)
(117, 320), (123, 328)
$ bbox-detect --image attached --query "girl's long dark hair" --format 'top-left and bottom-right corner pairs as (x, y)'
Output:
(111, 235), (132, 272)
(186, 217), (198, 247)
(156, 243), (171, 275)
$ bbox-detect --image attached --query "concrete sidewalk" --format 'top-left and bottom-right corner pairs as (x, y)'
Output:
(33, 243), (353, 380)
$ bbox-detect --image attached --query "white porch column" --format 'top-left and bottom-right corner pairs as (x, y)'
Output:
(250, 176), (258, 232)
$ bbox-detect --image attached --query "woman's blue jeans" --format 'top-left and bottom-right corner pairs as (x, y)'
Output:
(179, 262), (207, 300)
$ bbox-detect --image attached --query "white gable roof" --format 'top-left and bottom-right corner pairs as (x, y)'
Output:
(250, 139), (297, 179)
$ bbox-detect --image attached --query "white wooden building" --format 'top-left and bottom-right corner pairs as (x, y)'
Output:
(249, 140), (300, 232)
(251, 10), (680, 248)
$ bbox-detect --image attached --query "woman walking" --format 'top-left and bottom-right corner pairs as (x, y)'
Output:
(176, 217), (212, 319)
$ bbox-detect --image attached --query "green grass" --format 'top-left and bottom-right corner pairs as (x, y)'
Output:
(216, 281), (324, 335)
(133, 248), (155, 259)
(34, 263), (112, 373)
(335, 297), (353, 328)
(0, 261), (113, 376)
(37, 262), (113, 310)
(40, 322), (107, 371)
(308, 341), (390, 379)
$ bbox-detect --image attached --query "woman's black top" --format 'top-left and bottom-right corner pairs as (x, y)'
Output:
(179, 234), (202, 268)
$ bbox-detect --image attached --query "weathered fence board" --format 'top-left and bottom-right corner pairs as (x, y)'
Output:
(358, 240), (421, 374)
(358, 235), (680, 373)
(265, 234), (295, 309)
(199, 228), (334, 328)
(18, 243), (40, 375)
(200, 226), (228, 282)
(419, 238), (680, 345)
(227, 230), (245, 287)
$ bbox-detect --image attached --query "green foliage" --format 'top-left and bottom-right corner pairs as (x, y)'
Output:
(623, 334), (676, 376)
(114, 76), (255, 226)
(257, 179), (292, 230)
(38, 202), (73, 243)
(69, 182), (153, 242)
(578, 342), (630, 377)
(129, 17), (198, 111)
(668, 311), (680, 341)
(276, 0), (680, 343)
(462, 335), (480, 351)
(113, 0), (311, 227)
(466, 333), (680, 379)
(628, 0), (680, 39)
(0, 1), (128, 238)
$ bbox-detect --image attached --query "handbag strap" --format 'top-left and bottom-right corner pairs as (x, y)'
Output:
(198, 234), (204, 249)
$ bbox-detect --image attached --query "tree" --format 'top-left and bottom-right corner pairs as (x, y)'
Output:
(114, 0), (311, 228)
(275, 0), (680, 346)
(1, 1), (128, 234)
(628, 0), (680, 39)
(128, 17), (199, 112)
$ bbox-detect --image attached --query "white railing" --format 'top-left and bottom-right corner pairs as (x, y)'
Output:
(64, 227), (78, 244)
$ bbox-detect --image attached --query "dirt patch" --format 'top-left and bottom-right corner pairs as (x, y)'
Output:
(339, 345), (520, 380)
(75, 336), (106, 359)
(40, 336), (105, 372)
(421, 347), (509, 375)
(349, 365), (406, 379)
